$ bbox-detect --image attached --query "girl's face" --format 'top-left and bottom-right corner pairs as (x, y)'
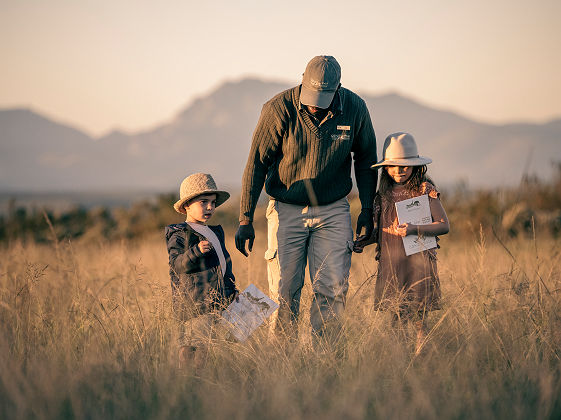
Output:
(185, 193), (217, 224)
(385, 165), (413, 184)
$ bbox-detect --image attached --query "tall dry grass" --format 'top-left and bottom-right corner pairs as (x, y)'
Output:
(1, 225), (560, 419)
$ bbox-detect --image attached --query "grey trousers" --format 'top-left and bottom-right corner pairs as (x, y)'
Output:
(265, 198), (353, 334)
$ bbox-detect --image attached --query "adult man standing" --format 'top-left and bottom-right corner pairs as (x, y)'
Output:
(235, 55), (377, 337)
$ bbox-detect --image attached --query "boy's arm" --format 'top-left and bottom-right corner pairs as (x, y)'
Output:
(167, 230), (204, 273)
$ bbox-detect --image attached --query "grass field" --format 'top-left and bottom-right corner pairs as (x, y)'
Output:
(1, 216), (561, 419)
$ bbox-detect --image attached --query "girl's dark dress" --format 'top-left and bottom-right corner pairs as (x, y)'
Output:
(373, 181), (442, 315)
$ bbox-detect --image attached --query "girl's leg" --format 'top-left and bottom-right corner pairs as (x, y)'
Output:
(414, 311), (428, 355)
(178, 345), (197, 368)
(392, 307), (428, 354)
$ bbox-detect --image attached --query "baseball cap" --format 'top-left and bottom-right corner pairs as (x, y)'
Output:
(300, 55), (341, 109)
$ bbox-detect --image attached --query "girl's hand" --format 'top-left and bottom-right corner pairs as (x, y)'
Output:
(198, 240), (212, 254)
(396, 223), (417, 237)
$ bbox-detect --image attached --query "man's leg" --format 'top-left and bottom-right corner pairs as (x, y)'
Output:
(307, 198), (353, 334)
(265, 200), (308, 337)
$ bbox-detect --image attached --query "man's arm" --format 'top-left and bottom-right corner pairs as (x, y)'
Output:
(236, 101), (284, 255)
(352, 101), (377, 239)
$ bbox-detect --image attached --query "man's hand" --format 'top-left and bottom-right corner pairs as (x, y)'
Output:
(353, 231), (376, 253)
(235, 221), (255, 257)
(355, 208), (374, 241)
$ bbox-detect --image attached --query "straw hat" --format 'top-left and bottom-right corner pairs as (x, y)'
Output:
(371, 132), (432, 168)
(173, 173), (230, 214)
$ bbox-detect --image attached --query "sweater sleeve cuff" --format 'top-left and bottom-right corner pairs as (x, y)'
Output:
(239, 214), (253, 223)
(191, 244), (203, 258)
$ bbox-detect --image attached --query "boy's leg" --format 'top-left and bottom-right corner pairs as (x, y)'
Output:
(307, 198), (353, 335)
(266, 200), (308, 338)
(178, 313), (214, 369)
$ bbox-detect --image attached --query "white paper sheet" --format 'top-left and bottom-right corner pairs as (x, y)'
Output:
(394, 194), (437, 256)
(220, 284), (279, 342)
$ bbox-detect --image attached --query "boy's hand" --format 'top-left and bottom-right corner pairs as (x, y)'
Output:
(235, 222), (255, 257)
(198, 240), (212, 254)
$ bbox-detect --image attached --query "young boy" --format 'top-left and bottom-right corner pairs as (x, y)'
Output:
(165, 173), (237, 368)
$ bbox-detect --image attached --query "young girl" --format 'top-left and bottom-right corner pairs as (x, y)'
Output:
(354, 132), (449, 353)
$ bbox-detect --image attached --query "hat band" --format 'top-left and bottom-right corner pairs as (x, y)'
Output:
(386, 154), (420, 160)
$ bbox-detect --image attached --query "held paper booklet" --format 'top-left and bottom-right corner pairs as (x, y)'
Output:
(395, 194), (437, 256)
(221, 284), (279, 342)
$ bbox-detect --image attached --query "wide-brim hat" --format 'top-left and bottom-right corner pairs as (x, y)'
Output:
(173, 173), (230, 214)
(372, 132), (432, 168)
(300, 55), (341, 109)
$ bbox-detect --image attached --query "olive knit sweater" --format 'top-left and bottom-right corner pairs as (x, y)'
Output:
(240, 85), (377, 222)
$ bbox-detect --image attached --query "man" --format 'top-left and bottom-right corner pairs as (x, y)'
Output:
(235, 55), (377, 337)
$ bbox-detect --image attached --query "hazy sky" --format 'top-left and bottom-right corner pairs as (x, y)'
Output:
(1, 0), (560, 136)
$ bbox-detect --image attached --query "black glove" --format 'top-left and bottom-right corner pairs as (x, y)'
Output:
(356, 208), (374, 240)
(235, 222), (255, 257)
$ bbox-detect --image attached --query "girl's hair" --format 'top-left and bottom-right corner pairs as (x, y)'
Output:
(378, 165), (434, 196)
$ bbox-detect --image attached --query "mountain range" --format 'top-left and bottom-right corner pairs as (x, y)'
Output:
(1, 78), (560, 192)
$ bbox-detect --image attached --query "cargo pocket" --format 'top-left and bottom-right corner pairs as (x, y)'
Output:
(264, 248), (280, 299)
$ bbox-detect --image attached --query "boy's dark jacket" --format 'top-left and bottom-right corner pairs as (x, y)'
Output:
(165, 222), (236, 320)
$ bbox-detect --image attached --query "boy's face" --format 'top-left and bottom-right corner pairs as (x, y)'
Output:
(185, 193), (217, 224)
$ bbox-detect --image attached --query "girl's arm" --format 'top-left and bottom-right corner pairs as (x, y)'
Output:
(396, 197), (449, 237)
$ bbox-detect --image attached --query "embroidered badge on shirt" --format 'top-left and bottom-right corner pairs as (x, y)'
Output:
(332, 124), (351, 141)
(331, 133), (351, 141)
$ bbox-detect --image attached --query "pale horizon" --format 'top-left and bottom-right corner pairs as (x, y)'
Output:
(1, 0), (560, 136)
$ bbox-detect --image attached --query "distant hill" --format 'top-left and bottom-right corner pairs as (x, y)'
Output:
(1, 78), (560, 192)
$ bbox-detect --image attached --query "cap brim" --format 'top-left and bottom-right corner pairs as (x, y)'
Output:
(173, 190), (230, 214)
(300, 86), (336, 108)
(371, 156), (432, 169)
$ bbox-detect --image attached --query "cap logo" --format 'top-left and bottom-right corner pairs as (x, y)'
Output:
(310, 79), (330, 88)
